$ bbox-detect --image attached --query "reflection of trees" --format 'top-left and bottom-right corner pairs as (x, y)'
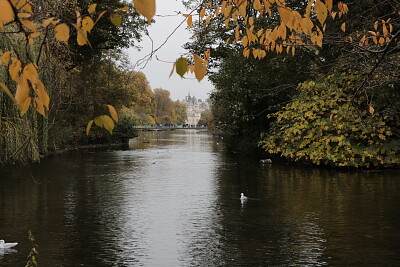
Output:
(0, 152), (144, 265)
(212, 152), (400, 265)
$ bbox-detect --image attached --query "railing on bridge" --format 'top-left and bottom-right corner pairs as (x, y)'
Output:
(133, 125), (207, 130)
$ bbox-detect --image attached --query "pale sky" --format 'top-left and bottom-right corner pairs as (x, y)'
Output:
(127, 0), (214, 101)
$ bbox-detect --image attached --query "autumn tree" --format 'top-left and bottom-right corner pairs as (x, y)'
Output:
(154, 88), (176, 125)
(197, 109), (213, 128)
(119, 71), (156, 125)
(173, 101), (187, 125)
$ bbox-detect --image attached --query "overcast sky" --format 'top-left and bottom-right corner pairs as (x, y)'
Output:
(126, 0), (214, 101)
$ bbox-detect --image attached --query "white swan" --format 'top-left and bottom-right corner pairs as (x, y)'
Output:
(240, 193), (248, 201)
(0, 240), (18, 249)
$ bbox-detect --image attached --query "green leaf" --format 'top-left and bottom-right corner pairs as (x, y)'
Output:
(175, 57), (188, 78)
(110, 13), (122, 26)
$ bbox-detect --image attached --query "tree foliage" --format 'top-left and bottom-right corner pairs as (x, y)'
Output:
(174, 101), (188, 125)
(260, 73), (400, 168)
(0, 0), (152, 164)
(197, 109), (213, 128)
(154, 88), (176, 125)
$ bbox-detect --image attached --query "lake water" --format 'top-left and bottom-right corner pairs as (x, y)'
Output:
(1, 130), (399, 266)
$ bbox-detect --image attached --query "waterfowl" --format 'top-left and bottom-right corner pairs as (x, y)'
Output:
(0, 240), (18, 249)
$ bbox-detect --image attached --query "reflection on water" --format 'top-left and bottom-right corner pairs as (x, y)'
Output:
(1, 130), (400, 266)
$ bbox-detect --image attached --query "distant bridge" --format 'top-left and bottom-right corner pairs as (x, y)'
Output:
(133, 125), (207, 131)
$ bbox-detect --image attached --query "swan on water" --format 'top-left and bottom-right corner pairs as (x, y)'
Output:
(0, 240), (18, 249)
(240, 193), (248, 201)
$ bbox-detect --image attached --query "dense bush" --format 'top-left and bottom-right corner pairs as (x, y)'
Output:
(260, 74), (400, 168)
(111, 117), (139, 143)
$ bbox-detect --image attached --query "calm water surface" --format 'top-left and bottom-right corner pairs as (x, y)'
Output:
(0, 130), (400, 266)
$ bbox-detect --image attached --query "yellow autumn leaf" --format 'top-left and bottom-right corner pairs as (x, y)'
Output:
(342, 3), (349, 13)
(223, 4), (232, 18)
(42, 17), (56, 27)
(55, 23), (70, 44)
(15, 79), (30, 105)
(235, 25), (240, 42)
(94, 116), (104, 127)
(23, 63), (39, 86)
(193, 54), (207, 82)
(33, 80), (50, 109)
(21, 20), (37, 32)
(9, 58), (22, 82)
(315, 1), (328, 26)
(34, 97), (45, 116)
(88, 3), (97, 15)
(30, 31), (40, 38)
(102, 115), (115, 134)
(341, 22), (346, 32)
(86, 120), (94, 135)
(238, 2), (246, 17)
(21, 3), (33, 14)
(215, 6), (220, 17)
(253, 0), (261, 10)
(18, 13), (32, 18)
(77, 29), (88, 46)
(200, 8), (206, 19)
(278, 7), (292, 26)
(94, 115), (114, 134)
(301, 17), (313, 34)
(0, 82), (16, 104)
(325, 0), (333, 12)
(242, 35), (248, 46)
(374, 20), (379, 30)
(382, 24), (388, 37)
(106, 104), (119, 122)
(1, 51), (11, 67)
(133, 0), (156, 22)
(249, 17), (254, 26)
(369, 105), (375, 114)
(187, 15), (192, 27)
(82, 16), (94, 32)
(13, 0), (26, 10)
(19, 97), (31, 116)
(0, 0), (14, 23)
(95, 10), (107, 25)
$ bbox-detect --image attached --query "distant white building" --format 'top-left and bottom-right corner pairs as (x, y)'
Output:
(181, 94), (210, 126)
